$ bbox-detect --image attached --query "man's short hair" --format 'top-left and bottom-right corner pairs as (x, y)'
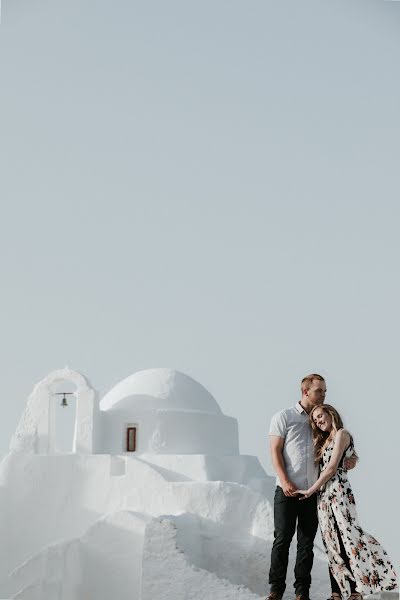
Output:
(301, 373), (325, 393)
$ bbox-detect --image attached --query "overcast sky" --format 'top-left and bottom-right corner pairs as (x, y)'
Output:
(1, 0), (399, 563)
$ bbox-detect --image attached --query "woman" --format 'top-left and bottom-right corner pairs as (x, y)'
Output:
(295, 404), (397, 600)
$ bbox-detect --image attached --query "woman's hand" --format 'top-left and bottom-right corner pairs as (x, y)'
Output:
(294, 489), (313, 500)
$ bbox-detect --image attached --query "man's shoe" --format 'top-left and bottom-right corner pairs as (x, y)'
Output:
(265, 593), (282, 600)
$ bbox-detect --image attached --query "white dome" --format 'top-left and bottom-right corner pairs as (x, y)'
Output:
(100, 368), (222, 414)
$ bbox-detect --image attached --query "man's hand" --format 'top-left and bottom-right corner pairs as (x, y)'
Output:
(344, 456), (357, 470)
(281, 480), (297, 497)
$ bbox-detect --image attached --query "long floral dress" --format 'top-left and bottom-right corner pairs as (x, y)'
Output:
(318, 437), (397, 597)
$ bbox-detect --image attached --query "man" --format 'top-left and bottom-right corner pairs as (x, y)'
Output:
(266, 374), (355, 600)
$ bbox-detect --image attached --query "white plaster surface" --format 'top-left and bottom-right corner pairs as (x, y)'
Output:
(0, 452), (331, 600)
(100, 368), (222, 413)
(99, 368), (237, 455)
(101, 407), (239, 455)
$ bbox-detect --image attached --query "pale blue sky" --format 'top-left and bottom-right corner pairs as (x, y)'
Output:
(1, 0), (399, 562)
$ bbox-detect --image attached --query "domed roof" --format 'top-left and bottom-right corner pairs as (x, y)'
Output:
(100, 368), (222, 414)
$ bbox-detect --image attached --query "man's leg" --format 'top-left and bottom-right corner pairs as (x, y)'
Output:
(269, 486), (298, 597)
(294, 493), (318, 598)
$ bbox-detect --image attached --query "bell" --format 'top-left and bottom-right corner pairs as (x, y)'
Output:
(60, 394), (68, 408)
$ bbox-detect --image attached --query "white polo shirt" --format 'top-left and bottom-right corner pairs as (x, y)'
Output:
(269, 402), (319, 490)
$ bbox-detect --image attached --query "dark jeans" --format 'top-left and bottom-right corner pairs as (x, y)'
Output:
(269, 486), (318, 597)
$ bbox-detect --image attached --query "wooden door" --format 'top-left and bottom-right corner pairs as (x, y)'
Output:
(126, 427), (137, 452)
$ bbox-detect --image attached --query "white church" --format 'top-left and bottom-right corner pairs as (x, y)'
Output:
(11, 367), (239, 457)
(0, 367), (331, 600)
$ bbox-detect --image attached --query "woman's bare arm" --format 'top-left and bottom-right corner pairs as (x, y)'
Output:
(295, 429), (350, 498)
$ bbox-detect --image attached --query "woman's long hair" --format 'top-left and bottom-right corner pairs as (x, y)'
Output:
(310, 404), (350, 463)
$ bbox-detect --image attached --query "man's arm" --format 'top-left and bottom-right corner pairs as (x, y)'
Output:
(344, 453), (358, 470)
(270, 435), (297, 497)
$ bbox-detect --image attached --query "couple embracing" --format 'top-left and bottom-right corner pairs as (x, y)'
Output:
(266, 374), (397, 600)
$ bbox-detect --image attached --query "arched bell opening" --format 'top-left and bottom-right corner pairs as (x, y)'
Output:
(49, 379), (78, 454)
(10, 367), (96, 455)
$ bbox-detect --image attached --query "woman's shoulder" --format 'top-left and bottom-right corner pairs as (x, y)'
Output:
(335, 429), (351, 445)
(336, 428), (349, 435)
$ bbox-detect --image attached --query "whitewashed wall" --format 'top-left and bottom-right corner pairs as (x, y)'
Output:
(99, 408), (239, 455)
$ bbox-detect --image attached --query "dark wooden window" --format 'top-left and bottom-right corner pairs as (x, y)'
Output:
(126, 427), (137, 452)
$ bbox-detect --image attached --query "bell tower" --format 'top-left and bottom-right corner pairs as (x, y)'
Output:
(10, 367), (96, 454)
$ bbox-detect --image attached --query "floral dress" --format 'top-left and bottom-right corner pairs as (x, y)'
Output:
(318, 437), (397, 597)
